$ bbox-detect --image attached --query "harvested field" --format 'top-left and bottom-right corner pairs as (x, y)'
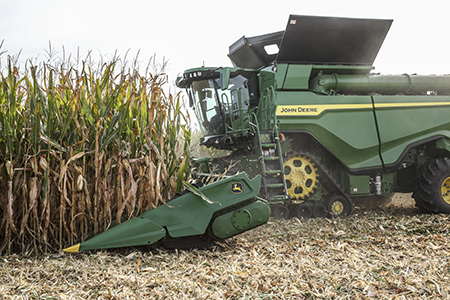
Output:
(1, 194), (450, 299)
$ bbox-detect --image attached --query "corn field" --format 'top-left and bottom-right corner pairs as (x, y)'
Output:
(0, 53), (191, 255)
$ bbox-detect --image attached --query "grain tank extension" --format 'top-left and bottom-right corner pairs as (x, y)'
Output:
(178, 15), (450, 219)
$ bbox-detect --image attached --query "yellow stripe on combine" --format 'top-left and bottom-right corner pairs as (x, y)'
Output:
(276, 102), (450, 117)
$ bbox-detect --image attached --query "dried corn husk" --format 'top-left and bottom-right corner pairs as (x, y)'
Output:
(76, 174), (84, 192)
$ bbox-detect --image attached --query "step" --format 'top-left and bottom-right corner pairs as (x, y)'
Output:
(268, 195), (289, 201)
(261, 143), (277, 148)
(263, 156), (279, 161)
(265, 183), (284, 189)
(264, 169), (282, 175)
(259, 133), (272, 144)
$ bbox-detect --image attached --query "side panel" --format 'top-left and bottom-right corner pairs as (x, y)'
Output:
(212, 200), (270, 239)
(139, 173), (262, 238)
(373, 95), (450, 166)
(275, 92), (382, 170)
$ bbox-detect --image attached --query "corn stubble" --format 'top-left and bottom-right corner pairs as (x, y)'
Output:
(0, 55), (191, 255)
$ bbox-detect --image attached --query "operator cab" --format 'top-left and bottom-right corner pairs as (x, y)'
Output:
(178, 68), (259, 149)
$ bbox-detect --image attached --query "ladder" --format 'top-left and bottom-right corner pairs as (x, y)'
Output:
(257, 130), (288, 202)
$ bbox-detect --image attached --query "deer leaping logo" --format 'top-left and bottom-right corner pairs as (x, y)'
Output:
(231, 182), (244, 194)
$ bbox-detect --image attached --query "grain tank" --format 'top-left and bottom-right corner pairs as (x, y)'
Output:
(178, 15), (450, 218)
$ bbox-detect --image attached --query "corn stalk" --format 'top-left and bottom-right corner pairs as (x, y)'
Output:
(0, 55), (191, 255)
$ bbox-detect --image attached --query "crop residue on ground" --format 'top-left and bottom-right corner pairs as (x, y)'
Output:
(1, 195), (449, 299)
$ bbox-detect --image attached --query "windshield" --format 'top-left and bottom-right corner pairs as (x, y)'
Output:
(191, 79), (224, 136)
(189, 71), (258, 137)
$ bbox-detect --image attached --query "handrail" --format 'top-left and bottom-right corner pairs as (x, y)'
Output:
(269, 86), (280, 138)
(249, 111), (260, 134)
(221, 87), (251, 135)
(249, 111), (265, 177)
(220, 93), (232, 134)
(258, 86), (278, 134)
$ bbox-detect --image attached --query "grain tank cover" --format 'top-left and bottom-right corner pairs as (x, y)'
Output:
(228, 15), (392, 69)
(228, 31), (284, 70)
(278, 15), (392, 65)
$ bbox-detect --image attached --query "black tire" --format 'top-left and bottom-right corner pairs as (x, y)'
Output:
(312, 204), (328, 218)
(413, 157), (450, 214)
(291, 204), (313, 219)
(270, 204), (290, 219)
(326, 195), (353, 217)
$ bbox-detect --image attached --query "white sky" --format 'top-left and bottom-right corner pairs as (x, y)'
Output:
(1, 0), (450, 85)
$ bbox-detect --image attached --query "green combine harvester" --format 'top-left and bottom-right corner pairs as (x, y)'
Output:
(65, 15), (450, 252)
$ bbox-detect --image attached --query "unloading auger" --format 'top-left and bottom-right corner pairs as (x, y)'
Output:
(64, 173), (270, 252)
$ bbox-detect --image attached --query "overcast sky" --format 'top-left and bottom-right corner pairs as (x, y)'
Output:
(1, 0), (450, 85)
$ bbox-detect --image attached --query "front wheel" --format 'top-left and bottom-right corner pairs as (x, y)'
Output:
(413, 157), (450, 214)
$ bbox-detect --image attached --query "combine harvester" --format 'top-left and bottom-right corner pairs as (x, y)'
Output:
(65, 15), (450, 252)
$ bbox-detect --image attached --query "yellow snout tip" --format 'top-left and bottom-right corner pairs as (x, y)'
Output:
(63, 243), (80, 253)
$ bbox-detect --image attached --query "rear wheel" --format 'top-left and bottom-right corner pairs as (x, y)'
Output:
(413, 157), (450, 214)
(326, 195), (353, 217)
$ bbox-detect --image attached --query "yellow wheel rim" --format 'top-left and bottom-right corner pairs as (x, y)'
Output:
(284, 155), (319, 199)
(441, 176), (450, 204)
(330, 200), (344, 215)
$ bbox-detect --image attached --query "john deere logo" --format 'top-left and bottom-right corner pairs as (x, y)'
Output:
(231, 182), (244, 194)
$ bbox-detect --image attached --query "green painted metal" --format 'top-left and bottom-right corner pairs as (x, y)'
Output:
(75, 218), (166, 252)
(64, 173), (268, 252)
(373, 95), (450, 166)
(212, 200), (270, 239)
(311, 73), (450, 95)
(346, 175), (371, 195)
(139, 172), (261, 238)
(276, 92), (382, 169)
(280, 65), (312, 90)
